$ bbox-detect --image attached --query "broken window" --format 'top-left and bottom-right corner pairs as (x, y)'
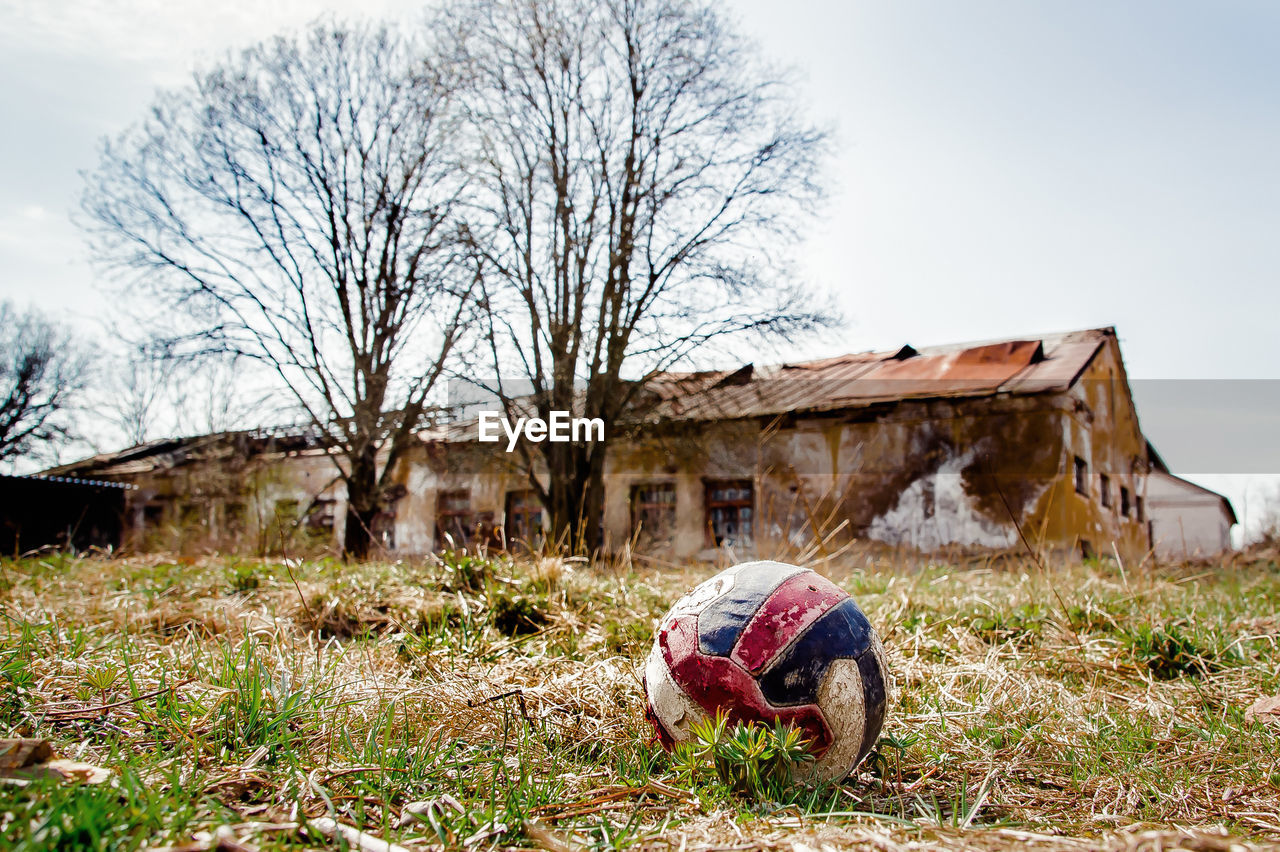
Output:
(631, 482), (676, 546)
(436, 489), (473, 549)
(1120, 486), (1131, 518)
(305, 498), (335, 531)
(274, 499), (300, 522)
(1100, 474), (1111, 508)
(1135, 496), (1146, 523)
(303, 498), (336, 544)
(504, 489), (543, 545)
(142, 503), (164, 527)
(1073, 456), (1088, 495)
(706, 480), (753, 547)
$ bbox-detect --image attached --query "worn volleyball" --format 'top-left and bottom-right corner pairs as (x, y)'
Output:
(643, 560), (890, 783)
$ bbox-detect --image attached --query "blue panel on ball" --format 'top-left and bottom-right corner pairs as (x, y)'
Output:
(757, 597), (873, 707)
(696, 566), (796, 657)
(855, 647), (887, 762)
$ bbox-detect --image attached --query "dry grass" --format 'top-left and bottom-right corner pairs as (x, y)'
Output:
(1, 549), (1279, 851)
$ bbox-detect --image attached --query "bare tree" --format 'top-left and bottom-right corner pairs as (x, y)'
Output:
(0, 301), (88, 465)
(80, 22), (473, 558)
(98, 343), (181, 448)
(443, 0), (830, 550)
(98, 344), (271, 448)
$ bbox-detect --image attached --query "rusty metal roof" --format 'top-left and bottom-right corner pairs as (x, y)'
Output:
(423, 327), (1117, 443)
(52, 327), (1118, 467)
(646, 327), (1113, 422)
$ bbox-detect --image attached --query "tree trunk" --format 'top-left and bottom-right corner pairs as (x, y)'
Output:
(542, 439), (583, 553)
(543, 438), (610, 555)
(342, 447), (379, 560)
(582, 445), (607, 553)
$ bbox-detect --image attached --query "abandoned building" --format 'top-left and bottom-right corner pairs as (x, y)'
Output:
(1143, 443), (1238, 560)
(43, 326), (1236, 562)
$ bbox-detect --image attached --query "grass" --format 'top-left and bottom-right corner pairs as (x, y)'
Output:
(1, 549), (1279, 850)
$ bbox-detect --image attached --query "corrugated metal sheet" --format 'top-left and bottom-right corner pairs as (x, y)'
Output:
(651, 328), (1111, 422)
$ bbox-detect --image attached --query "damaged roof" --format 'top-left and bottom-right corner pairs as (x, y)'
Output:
(421, 326), (1117, 443)
(43, 426), (336, 480)
(642, 326), (1114, 423)
(53, 327), (1120, 468)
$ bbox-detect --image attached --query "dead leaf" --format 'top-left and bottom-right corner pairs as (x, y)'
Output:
(1244, 695), (1280, 725)
(0, 740), (111, 785)
(0, 738), (53, 771)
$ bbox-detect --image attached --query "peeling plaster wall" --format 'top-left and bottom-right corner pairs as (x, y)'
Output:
(1052, 337), (1151, 561)
(866, 451), (1021, 550)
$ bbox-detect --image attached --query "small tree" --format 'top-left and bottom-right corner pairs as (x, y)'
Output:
(81, 23), (473, 558)
(443, 0), (830, 550)
(0, 301), (88, 465)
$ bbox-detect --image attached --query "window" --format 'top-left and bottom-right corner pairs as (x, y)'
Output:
(706, 480), (753, 547)
(304, 498), (335, 533)
(1100, 474), (1111, 508)
(178, 502), (203, 528)
(299, 498), (336, 545)
(631, 482), (676, 546)
(223, 502), (246, 538)
(1073, 456), (1088, 495)
(1136, 496), (1146, 523)
(436, 489), (473, 548)
(1120, 486), (1131, 518)
(504, 490), (543, 545)
(273, 499), (300, 527)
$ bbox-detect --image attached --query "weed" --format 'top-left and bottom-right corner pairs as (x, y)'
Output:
(673, 709), (818, 802)
(438, 549), (492, 592)
(490, 591), (549, 636)
(1123, 622), (1219, 679)
(226, 560), (261, 592)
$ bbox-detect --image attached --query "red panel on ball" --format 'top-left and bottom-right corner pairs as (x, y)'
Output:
(659, 612), (833, 755)
(730, 571), (848, 674)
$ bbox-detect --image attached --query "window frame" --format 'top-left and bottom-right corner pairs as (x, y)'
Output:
(504, 489), (543, 546)
(704, 479), (755, 547)
(630, 481), (677, 546)
(435, 488), (474, 549)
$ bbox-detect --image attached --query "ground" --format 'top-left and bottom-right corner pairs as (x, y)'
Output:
(1, 549), (1279, 851)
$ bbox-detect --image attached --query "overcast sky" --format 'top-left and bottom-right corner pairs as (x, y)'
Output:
(2, 0), (1277, 535)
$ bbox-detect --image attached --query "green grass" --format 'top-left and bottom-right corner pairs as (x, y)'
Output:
(1, 551), (1279, 850)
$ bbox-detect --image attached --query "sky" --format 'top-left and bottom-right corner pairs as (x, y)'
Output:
(1, 0), (1278, 537)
